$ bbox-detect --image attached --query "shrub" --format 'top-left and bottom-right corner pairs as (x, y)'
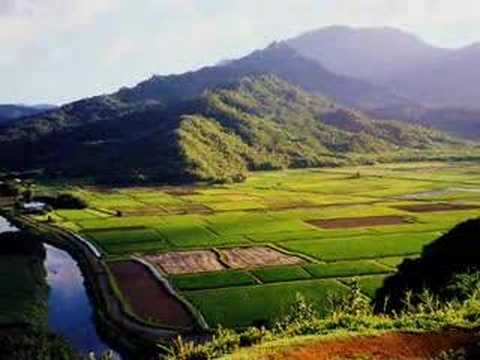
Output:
(238, 327), (270, 347)
(447, 272), (480, 301)
(34, 193), (88, 209)
(0, 180), (22, 196)
(328, 279), (372, 316)
(209, 327), (240, 357)
(55, 193), (88, 209)
(163, 336), (210, 360)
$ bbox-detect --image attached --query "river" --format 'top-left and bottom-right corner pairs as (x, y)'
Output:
(0, 216), (121, 358)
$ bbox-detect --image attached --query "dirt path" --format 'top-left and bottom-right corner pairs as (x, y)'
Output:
(306, 215), (410, 229)
(397, 203), (480, 213)
(265, 331), (479, 360)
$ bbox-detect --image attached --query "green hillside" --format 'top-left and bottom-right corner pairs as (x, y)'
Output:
(177, 75), (457, 182)
(0, 75), (461, 184)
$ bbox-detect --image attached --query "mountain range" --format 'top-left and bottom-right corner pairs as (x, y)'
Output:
(288, 26), (480, 110)
(0, 26), (478, 183)
(0, 104), (57, 124)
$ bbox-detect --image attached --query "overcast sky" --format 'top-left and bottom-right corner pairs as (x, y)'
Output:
(2, 0), (479, 105)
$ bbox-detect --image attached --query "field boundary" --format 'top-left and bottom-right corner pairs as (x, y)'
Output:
(133, 256), (210, 331)
(8, 214), (205, 346)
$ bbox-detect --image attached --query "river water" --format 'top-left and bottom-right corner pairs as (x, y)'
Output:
(0, 216), (121, 358)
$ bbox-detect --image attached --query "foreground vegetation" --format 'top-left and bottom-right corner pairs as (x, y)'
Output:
(165, 217), (480, 359)
(164, 282), (480, 359)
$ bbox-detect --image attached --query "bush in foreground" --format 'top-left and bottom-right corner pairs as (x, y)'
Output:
(163, 279), (480, 360)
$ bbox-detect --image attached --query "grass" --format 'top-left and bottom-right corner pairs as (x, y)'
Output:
(0, 256), (47, 326)
(184, 279), (349, 328)
(252, 266), (312, 284)
(280, 232), (441, 262)
(375, 256), (417, 269)
(82, 228), (163, 245)
(304, 260), (392, 279)
(81, 228), (169, 255)
(172, 271), (258, 291)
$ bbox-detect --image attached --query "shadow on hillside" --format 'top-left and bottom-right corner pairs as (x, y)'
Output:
(374, 218), (480, 312)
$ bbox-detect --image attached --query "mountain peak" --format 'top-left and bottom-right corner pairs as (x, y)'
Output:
(288, 25), (449, 85)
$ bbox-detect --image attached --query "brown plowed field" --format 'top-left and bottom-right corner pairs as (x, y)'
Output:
(266, 331), (479, 360)
(122, 208), (169, 216)
(146, 250), (225, 275)
(167, 204), (213, 215)
(397, 203), (480, 213)
(306, 216), (409, 229)
(108, 261), (195, 329)
(164, 188), (199, 196)
(219, 246), (304, 269)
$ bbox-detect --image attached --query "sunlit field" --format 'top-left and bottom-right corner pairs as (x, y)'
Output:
(38, 162), (480, 328)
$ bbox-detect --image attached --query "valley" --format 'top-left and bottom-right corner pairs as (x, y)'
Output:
(19, 161), (479, 332)
(3, 14), (480, 359)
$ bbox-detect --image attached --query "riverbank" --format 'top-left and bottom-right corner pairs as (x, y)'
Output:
(2, 211), (204, 358)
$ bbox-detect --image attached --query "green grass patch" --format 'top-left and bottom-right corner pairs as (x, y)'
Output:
(281, 231), (440, 262)
(304, 260), (392, 279)
(171, 271), (257, 291)
(184, 279), (348, 328)
(81, 228), (169, 255)
(0, 256), (47, 325)
(374, 256), (417, 269)
(252, 266), (312, 284)
(82, 228), (163, 245)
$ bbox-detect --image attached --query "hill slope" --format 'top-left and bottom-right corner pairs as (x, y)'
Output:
(115, 42), (411, 111)
(0, 75), (458, 183)
(0, 104), (57, 124)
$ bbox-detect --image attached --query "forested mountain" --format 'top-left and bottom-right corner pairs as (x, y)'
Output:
(370, 105), (480, 140)
(116, 42), (411, 110)
(0, 75), (456, 184)
(1, 42), (409, 143)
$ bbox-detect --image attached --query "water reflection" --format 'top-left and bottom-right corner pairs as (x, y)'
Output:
(45, 244), (120, 358)
(0, 216), (18, 233)
(0, 215), (122, 358)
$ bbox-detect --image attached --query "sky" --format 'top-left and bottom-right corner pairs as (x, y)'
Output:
(2, 0), (480, 105)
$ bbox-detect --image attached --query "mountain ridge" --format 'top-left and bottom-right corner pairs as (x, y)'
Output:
(0, 104), (57, 125)
(0, 75), (458, 184)
(288, 26), (480, 110)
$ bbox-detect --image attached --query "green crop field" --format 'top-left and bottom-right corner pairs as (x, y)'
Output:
(252, 266), (312, 283)
(304, 260), (391, 279)
(38, 161), (480, 329)
(184, 279), (349, 328)
(172, 271), (258, 291)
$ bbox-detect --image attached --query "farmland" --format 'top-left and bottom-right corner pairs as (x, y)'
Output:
(35, 162), (480, 329)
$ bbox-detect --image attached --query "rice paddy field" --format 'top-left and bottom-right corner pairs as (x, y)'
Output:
(36, 162), (480, 329)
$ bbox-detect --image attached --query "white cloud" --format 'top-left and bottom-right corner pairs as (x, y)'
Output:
(0, 0), (116, 23)
(2, 0), (480, 104)
(329, 0), (480, 30)
(0, 0), (116, 44)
